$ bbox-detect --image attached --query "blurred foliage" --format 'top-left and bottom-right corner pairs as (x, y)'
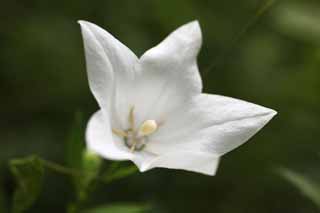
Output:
(65, 112), (98, 203)
(9, 156), (44, 213)
(9, 114), (141, 212)
(75, 150), (102, 202)
(101, 163), (138, 184)
(65, 112), (86, 177)
(278, 168), (320, 209)
(1, 0), (320, 212)
(273, 2), (320, 44)
(83, 203), (151, 213)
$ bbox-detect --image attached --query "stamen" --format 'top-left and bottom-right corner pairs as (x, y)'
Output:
(129, 106), (135, 130)
(112, 106), (159, 152)
(138, 120), (158, 136)
(112, 128), (128, 137)
(130, 140), (137, 152)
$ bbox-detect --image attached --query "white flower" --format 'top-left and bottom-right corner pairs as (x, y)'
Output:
(78, 20), (277, 176)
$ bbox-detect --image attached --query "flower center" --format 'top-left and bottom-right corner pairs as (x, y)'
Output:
(112, 106), (158, 152)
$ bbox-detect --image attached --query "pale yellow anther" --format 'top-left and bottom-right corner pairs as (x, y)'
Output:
(112, 129), (128, 137)
(138, 120), (158, 136)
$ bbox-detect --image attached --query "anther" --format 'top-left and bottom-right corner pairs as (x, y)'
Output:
(138, 120), (158, 136)
(112, 129), (128, 137)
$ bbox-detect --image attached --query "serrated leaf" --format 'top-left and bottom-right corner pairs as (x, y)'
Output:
(102, 164), (138, 184)
(278, 168), (320, 208)
(82, 203), (151, 213)
(10, 155), (44, 213)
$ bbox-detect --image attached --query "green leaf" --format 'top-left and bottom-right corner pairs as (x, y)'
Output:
(10, 155), (44, 213)
(102, 164), (138, 184)
(82, 203), (151, 213)
(278, 168), (320, 208)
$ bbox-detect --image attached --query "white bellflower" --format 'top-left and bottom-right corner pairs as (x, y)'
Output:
(79, 20), (277, 175)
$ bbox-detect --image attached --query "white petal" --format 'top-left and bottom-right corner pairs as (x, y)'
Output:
(147, 94), (277, 156)
(135, 151), (220, 176)
(78, 20), (137, 77)
(132, 21), (202, 124)
(78, 21), (114, 112)
(131, 151), (157, 170)
(86, 110), (133, 160)
(78, 20), (138, 128)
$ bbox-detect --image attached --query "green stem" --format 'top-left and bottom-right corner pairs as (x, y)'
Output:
(40, 159), (137, 185)
(203, 0), (277, 75)
(40, 159), (115, 183)
(40, 159), (83, 177)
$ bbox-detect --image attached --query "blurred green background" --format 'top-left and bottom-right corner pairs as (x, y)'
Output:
(1, 0), (320, 212)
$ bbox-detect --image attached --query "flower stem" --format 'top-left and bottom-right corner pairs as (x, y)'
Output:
(40, 159), (83, 176)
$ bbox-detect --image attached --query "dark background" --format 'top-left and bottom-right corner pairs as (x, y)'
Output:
(1, 0), (320, 212)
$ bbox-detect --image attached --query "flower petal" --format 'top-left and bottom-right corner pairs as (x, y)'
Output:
(135, 151), (220, 176)
(147, 94), (277, 156)
(86, 110), (133, 160)
(78, 21), (114, 112)
(78, 20), (137, 78)
(132, 21), (202, 124)
(78, 20), (138, 128)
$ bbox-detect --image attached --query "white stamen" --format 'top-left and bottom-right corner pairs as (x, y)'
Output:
(112, 106), (158, 152)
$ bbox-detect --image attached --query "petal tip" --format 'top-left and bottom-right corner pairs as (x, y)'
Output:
(136, 164), (150, 173)
(77, 20), (88, 26)
(189, 19), (200, 26)
(78, 20), (101, 31)
(138, 167), (148, 173)
(184, 19), (201, 33)
(78, 20), (95, 28)
(268, 108), (278, 119)
(78, 20), (92, 32)
(182, 20), (202, 48)
(205, 170), (217, 176)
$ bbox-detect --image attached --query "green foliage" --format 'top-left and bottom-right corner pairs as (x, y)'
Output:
(102, 163), (138, 184)
(62, 111), (140, 213)
(65, 112), (105, 211)
(82, 203), (151, 213)
(77, 150), (102, 201)
(65, 112), (93, 201)
(9, 156), (44, 213)
(273, 2), (320, 43)
(66, 111), (86, 178)
(278, 168), (320, 209)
